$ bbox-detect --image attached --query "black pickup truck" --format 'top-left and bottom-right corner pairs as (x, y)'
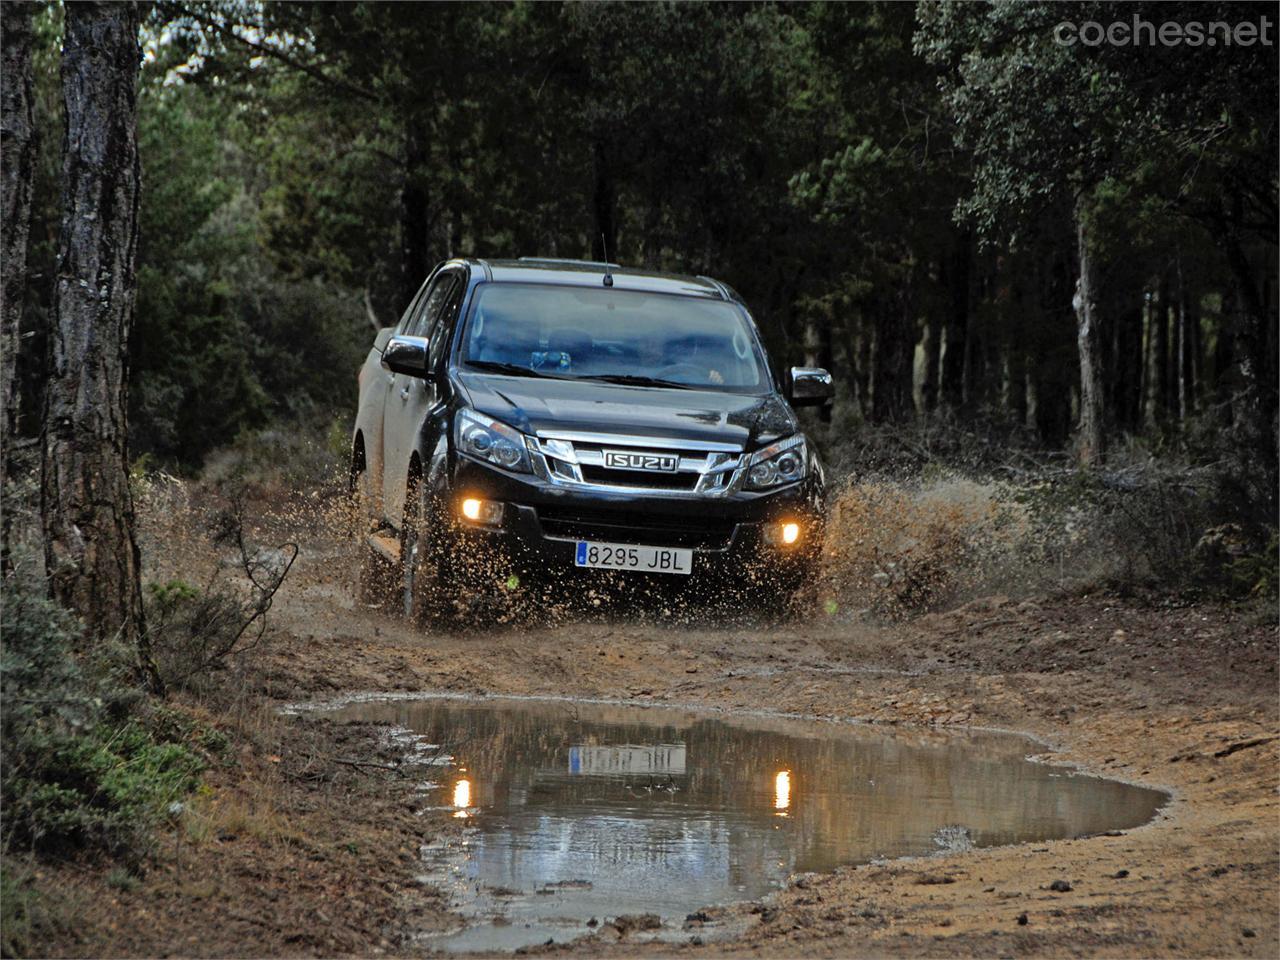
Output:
(350, 257), (832, 623)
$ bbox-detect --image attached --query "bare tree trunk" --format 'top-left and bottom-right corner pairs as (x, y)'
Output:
(1213, 288), (1235, 418)
(1110, 302), (1143, 432)
(848, 316), (871, 421)
(871, 281), (916, 423)
(1187, 292), (1201, 413)
(802, 309), (834, 424)
(940, 230), (969, 410)
(591, 138), (617, 262)
(640, 195), (662, 269)
(920, 297), (940, 414)
(400, 117), (431, 311)
(42, 2), (157, 689)
(1138, 287), (1149, 426)
(2, 1), (37, 566)
(1221, 231), (1278, 498)
(1072, 202), (1105, 466)
(1176, 251), (1190, 422)
(1149, 270), (1169, 430)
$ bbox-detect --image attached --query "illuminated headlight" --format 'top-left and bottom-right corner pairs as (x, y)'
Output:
(456, 409), (531, 473)
(745, 435), (807, 490)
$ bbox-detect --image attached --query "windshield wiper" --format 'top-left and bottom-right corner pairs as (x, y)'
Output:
(465, 360), (565, 379)
(579, 374), (693, 390)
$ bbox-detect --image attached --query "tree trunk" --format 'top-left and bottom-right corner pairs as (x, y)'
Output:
(848, 315), (871, 421)
(1114, 304), (1143, 432)
(964, 257), (991, 412)
(1186, 292), (1201, 414)
(800, 299), (834, 424)
(640, 195), (662, 269)
(920, 283), (940, 415)
(400, 117), (430, 310)
(2, 0), (36, 566)
(1213, 288), (1235, 417)
(939, 230), (969, 410)
(1072, 202), (1105, 466)
(591, 138), (617, 263)
(1149, 270), (1169, 430)
(42, 2), (156, 688)
(1176, 252), (1190, 422)
(871, 281), (916, 423)
(1221, 233), (1278, 497)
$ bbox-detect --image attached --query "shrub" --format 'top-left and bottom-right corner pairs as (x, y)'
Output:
(145, 491), (297, 692)
(817, 458), (1276, 620)
(199, 413), (351, 495)
(0, 571), (205, 859)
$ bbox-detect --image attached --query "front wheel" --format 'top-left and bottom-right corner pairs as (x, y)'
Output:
(746, 558), (816, 621)
(400, 478), (458, 627)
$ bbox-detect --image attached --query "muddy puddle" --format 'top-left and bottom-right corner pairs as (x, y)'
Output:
(317, 696), (1167, 953)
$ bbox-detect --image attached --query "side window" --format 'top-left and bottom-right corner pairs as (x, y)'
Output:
(428, 277), (466, 372)
(408, 273), (456, 338)
(395, 281), (429, 336)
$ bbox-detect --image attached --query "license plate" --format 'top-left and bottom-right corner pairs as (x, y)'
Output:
(574, 540), (692, 575)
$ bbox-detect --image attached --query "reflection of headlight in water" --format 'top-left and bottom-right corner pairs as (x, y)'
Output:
(453, 778), (471, 817)
(774, 770), (791, 813)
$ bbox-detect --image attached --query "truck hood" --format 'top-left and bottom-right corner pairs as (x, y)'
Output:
(455, 372), (798, 451)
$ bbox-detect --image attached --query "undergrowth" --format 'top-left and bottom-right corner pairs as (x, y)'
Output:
(816, 419), (1278, 619)
(0, 566), (209, 864)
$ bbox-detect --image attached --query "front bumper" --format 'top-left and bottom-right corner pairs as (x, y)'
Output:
(444, 456), (822, 582)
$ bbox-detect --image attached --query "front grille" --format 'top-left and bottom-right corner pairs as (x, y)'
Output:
(579, 465), (698, 491)
(537, 506), (736, 550)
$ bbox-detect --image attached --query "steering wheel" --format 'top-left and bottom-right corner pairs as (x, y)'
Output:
(655, 362), (706, 381)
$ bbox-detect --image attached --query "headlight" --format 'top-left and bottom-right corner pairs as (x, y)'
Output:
(455, 409), (532, 473)
(745, 435), (807, 490)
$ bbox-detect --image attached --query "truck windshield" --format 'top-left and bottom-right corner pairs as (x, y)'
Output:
(461, 283), (769, 393)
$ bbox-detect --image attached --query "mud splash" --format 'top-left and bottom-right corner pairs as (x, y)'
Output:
(317, 696), (1167, 953)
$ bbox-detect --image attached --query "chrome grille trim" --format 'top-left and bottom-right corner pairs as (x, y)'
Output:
(535, 430), (742, 453)
(527, 434), (748, 497)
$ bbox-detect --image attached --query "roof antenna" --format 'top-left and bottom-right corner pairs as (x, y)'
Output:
(600, 233), (614, 287)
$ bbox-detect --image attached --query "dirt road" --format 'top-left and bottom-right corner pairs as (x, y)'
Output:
(36, 496), (1279, 958)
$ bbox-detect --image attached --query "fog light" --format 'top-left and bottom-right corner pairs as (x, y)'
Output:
(764, 520), (803, 547)
(459, 497), (504, 526)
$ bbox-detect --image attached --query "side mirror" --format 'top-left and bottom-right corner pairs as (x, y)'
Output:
(789, 367), (833, 407)
(381, 335), (431, 377)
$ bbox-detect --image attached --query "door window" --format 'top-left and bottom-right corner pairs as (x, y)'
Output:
(427, 276), (466, 372)
(409, 272), (458, 339)
(395, 280), (430, 336)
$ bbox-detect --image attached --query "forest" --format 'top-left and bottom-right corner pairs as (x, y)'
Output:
(0, 2), (1277, 957)
(5, 1), (1275, 474)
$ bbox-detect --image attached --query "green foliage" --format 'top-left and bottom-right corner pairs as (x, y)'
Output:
(12, 1), (1274, 474)
(0, 865), (61, 958)
(0, 575), (205, 859)
(129, 77), (367, 468)
(1228, 530), (1279, 600)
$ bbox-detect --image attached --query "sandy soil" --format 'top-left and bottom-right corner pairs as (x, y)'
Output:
(33, 494), (1279, 958)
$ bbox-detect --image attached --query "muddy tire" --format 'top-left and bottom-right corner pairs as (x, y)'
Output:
(349, 461), (377, 541)
(400, 477), (458, 628)
(358, 544), (397, 608)
(751, 563), (811, 622)
(352, 466), (395, 607)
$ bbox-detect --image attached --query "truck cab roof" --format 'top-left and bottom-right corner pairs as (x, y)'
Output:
(467, 257), (734, 302)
